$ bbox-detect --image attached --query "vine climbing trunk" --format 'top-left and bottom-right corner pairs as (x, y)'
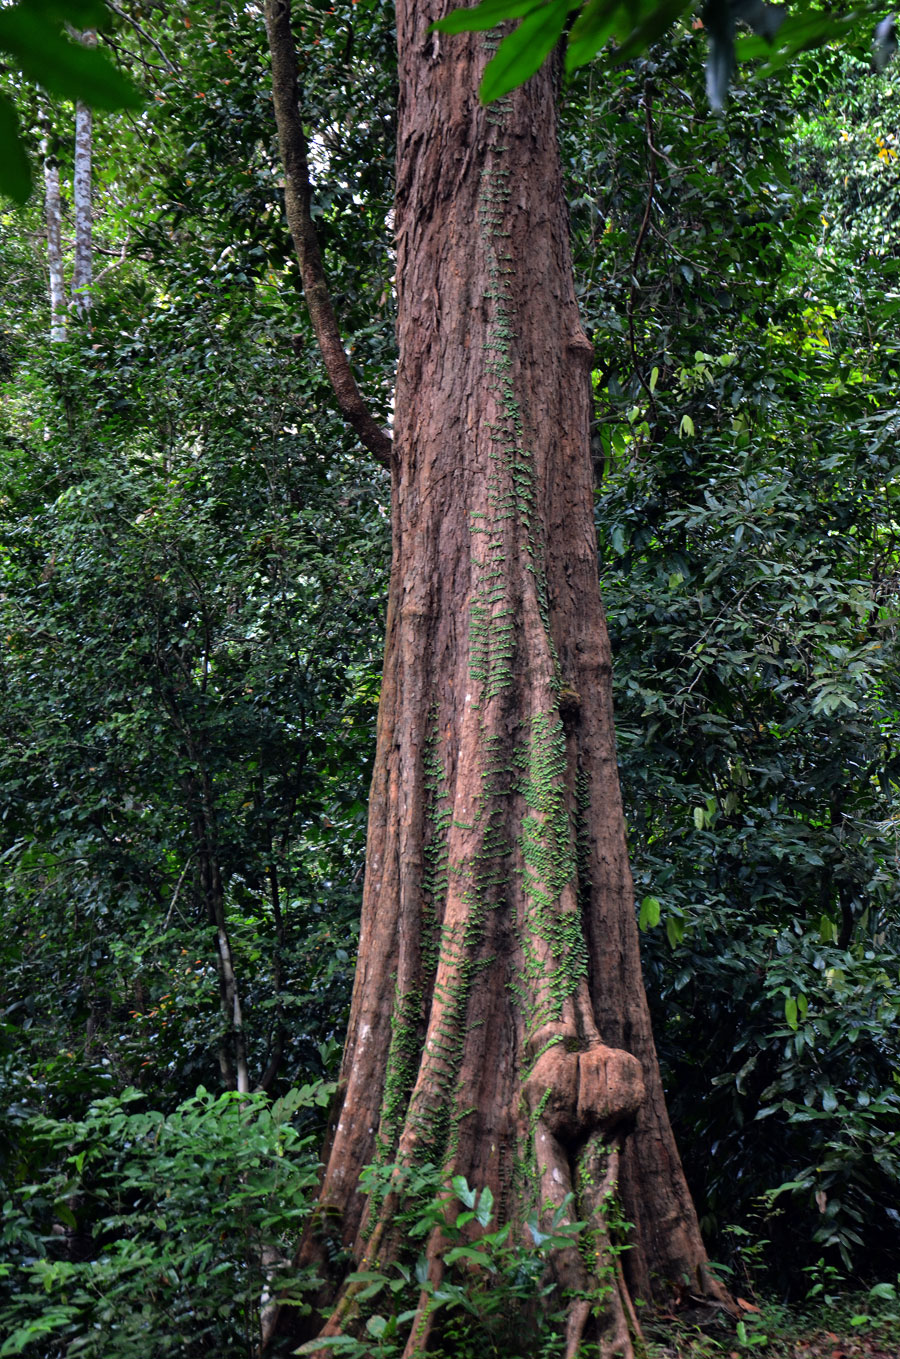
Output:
(271, 5), (734, 1356)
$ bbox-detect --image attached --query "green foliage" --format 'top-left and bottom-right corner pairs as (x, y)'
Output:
(432, 0), (879, 109)
(0, 316), (384, 1094)
(0, 0), (141, 202)
(561, 34), (900, 1280)
(790, 44), (900, 267)
(297, 1168), (579, 1358)
(0, 1082), (331, 1357)
(0, 0), (392, 1107)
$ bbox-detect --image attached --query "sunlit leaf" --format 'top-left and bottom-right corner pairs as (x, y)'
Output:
(639, 895), (661, 930)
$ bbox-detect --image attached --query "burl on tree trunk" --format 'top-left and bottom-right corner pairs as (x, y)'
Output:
(268, 2), (734, 1355)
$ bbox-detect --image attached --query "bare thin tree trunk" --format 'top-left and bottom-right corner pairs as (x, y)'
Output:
(39, 110), (66, 344)
(72, 31), (95, 319)
(264, 0), (392, 469)
(192, 778), (251, 1098)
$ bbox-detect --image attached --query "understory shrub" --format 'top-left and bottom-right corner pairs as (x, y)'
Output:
(0, 1083), (332, 1357)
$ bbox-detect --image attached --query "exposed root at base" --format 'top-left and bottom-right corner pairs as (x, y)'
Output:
(274, 1115), (730, 1359)
(563, 1286), (637, 1359)
(399, 1225), (445, 1359)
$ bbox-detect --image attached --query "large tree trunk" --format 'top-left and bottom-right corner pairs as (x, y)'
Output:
(273, 7), (734, 1357)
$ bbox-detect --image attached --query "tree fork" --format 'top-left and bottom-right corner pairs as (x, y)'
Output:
(265, 1), (736, 1352)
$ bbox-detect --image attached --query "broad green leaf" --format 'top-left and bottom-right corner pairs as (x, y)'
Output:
(565, 0), (630, 70)
(53, 1201), (77, 1229)
(0, 1), (142, 110)
(450, 1173), (476, 1208)
(734, 6), (869, 72)
(27, 0), (113, 28)
(444, 1244), (493, 1266)
(666, 914), (685, 947)
(480, 0), (578, 103)
(295, 1339), (359, 1353)
(639, 895), (661, 930)
(614, 0), (693, 62)
(431, 0), (545, 35)
(784, 995), (798, 1030)
(475, 1184), (494, 1227)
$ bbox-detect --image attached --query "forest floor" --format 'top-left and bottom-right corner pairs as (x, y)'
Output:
(644, 1299), (900, 1359)
(648, 1329), (900, 1358)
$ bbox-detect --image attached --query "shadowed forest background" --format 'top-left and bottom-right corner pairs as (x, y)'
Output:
(1, 1), (900, 1354)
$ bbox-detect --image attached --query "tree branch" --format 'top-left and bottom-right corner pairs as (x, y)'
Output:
(264, 0), (393, 470)
(104, 1), (179, 75)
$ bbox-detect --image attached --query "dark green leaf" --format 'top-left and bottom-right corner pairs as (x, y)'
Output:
(480, 0), (577, 103)
(0, 2), (142, 109)
(0, 91), (32, 203)
(431, 0), (545, 35)
(565, 0), (630, 70)
(614, 0), (693, 63)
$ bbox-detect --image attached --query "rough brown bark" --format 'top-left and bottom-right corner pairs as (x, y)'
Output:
(270, 6), (735, 1355)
